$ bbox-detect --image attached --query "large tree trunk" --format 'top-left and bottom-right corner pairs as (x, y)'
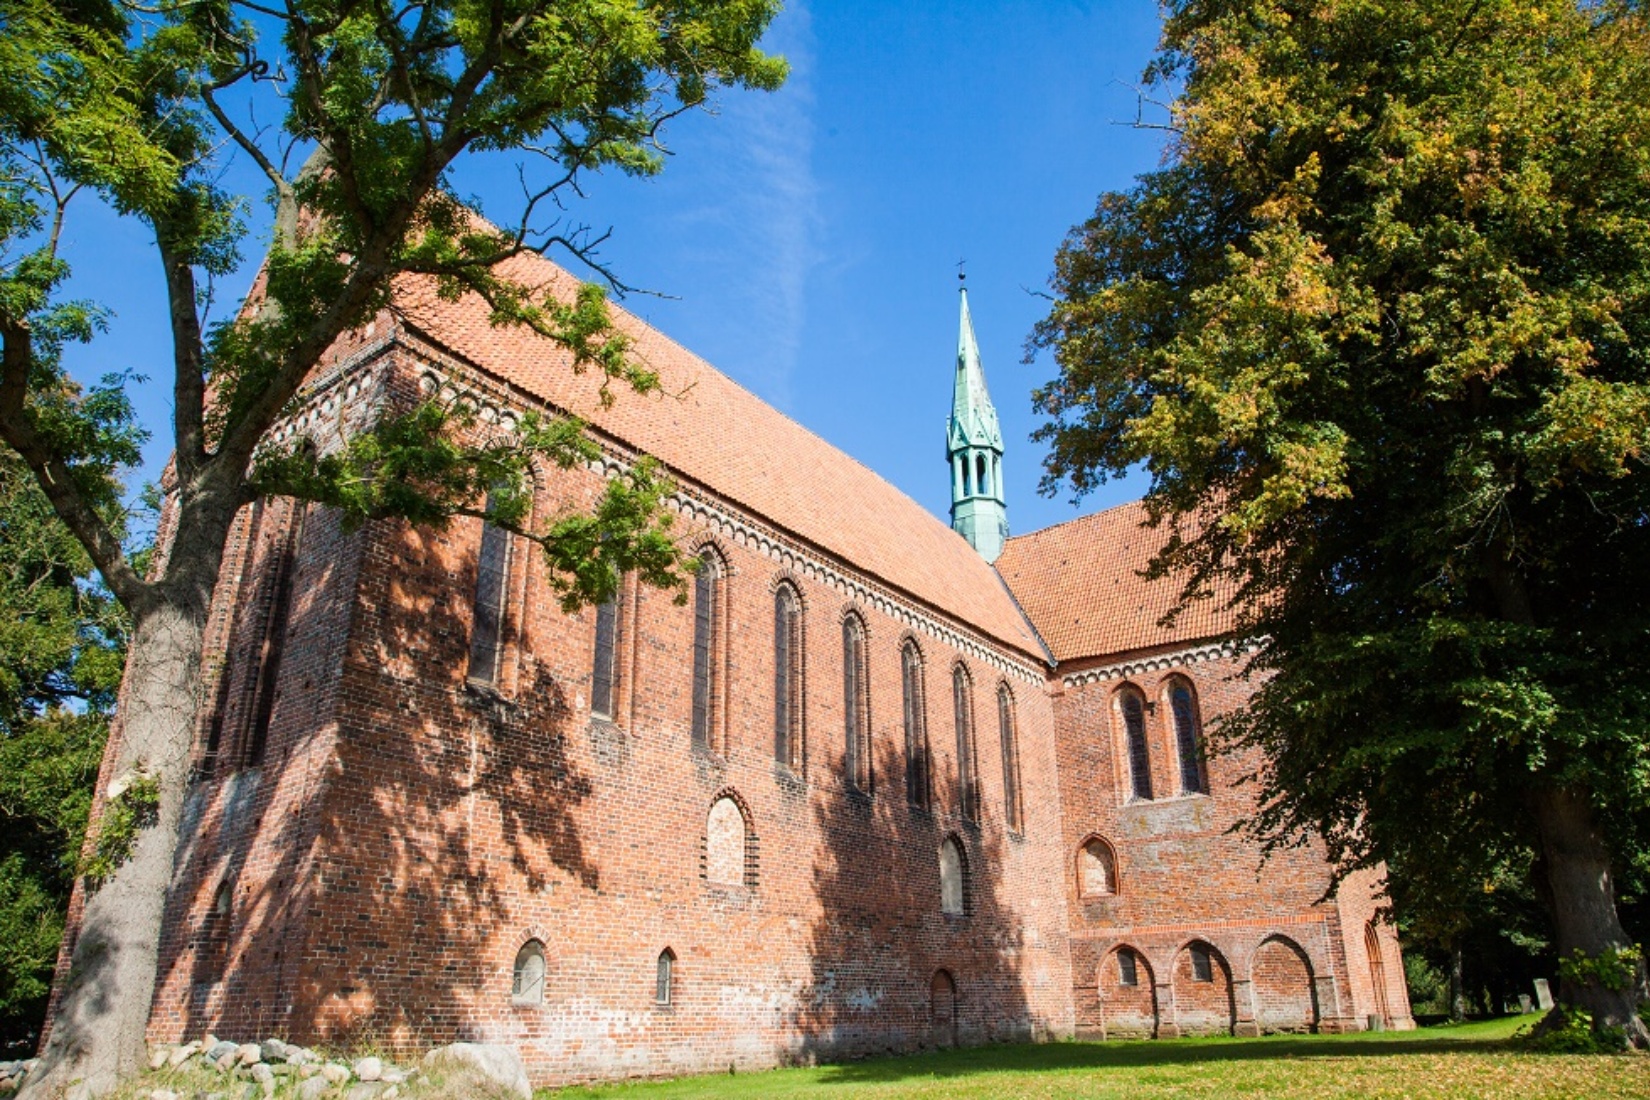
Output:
(1530, 785), (1650, 1047)
(1449, 943), (1466, 1023)
(20, 599), (208, 1099)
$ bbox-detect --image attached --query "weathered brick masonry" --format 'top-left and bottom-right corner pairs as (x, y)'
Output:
(79, 253), (1411, 1086)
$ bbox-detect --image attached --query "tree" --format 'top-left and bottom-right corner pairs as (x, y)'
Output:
(0, 448), (128, 1053)
(1032, 0), (1650, 1043)
(0, 1), (784, 1094)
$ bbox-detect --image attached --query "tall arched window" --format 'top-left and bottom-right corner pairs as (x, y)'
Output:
(246, 499), (308, 766)
(469, 495), (512, 688)
(1169, 681), (1207, 795)
(953, 665), (978, 821)
(1120, 688), (1153, 801)
(843, 614), (871, 792)
(902, 641), (930, 809)
(591, 596), (619, 720)
(939, 835), (967, 916)
(691, 550), (722, 752)
(774, 583), (804, 770)
(997, 682), (1023, 833)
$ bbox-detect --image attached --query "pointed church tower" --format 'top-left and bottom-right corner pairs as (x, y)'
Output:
(947, 281), (1008, 563)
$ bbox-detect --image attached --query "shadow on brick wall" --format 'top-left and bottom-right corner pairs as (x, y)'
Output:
(169, 517), (597, 1052)
(791, 738), (1032, 1061)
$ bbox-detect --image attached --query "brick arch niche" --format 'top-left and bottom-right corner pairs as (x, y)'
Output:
(1097, 945), (1158, 1039)
(929, 969), (958, 1048)
(1172, 940), (1236, 1036)
(1251, 935), (1320, 1034)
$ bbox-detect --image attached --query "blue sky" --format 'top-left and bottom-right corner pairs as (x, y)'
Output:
(59, 0), (1169, 540)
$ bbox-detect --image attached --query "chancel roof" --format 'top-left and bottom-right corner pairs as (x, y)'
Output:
(995, 500), (1239, 664)
(392, 254), (1047, 661)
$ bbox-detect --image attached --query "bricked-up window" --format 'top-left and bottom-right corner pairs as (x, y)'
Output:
(655, 948), (675, 1005)
(1079, 837), (1116, 897)
(952, 665), (978, 821)
(774, 584), (804, 770)
(690, 550), (722, 752)
(997, 682), (1023, 833)
(591, 596), (619, 719)
(938, 835), (967, 916)
(842, 614), (872, 792)
(1117, 948), (1139, 987)
(902, 641), (930, 809)
(1120, 688), (1153, 801)
(512, 940), (546, 1005)
(705, 796), (747, 886)
(1190, 943), (1214, 983)
(245, 501), (308, 766)
(468, 497), (513, 687)
(1169, 681), (1208, 795)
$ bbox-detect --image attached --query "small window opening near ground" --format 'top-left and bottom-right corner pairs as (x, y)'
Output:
(1118, 949), (1139, 987)
(213, 880), (232, 918)
(655, 948), (675, 1005)
(1190, 943), (1214, 983)
(512, 940), (546, 1005)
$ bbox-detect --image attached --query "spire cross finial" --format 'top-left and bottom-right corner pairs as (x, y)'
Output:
(956, 258), (966, 286)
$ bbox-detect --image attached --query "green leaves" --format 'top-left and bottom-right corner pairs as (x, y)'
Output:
(1035, 0), (1650, 955)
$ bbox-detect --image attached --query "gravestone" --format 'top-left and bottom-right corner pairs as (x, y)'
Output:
(1518, 993), (1533, 1014)
(1534, 978), (1554, 1010)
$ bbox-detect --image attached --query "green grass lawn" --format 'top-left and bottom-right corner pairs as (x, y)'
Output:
(545, 1017), (1650, 1099)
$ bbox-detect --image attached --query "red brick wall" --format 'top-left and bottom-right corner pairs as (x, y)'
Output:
(1052, 648), (1410, 1037)
(120, 326), (1415, 1086)
(145, 343), (1077, 1084)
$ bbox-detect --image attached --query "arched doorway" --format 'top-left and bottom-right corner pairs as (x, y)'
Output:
(930, 969), (958, 1047)
(1365, 923), (1391, 1027)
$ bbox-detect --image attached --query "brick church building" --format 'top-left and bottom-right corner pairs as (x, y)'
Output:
(119, 254), (1410, 1085)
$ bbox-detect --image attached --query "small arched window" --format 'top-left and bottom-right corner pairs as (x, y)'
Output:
(939, 836), (967, 916)
(1117, 948), (1139, 987)
(1169, 681), (1207, 795)
(705, 796), (749, 887)
(691, 550), (723, 752)
(774, 584), (804, 770)
(591, 596), (619, 720)
(902, 641), (929, 809)
(512, 940), (546, 1005)
(975, 454), (987, 495)
(1190, 943), (1214, 983)
(655, 948), (676, 1006)
(469, 494), (513, 688)
(1119, 688), (1153, 801)
(997, 683), (1023, 833)
(953, 665), (978, 821)
(213, 880), (232, 919)
(1079, 837), (1117, 897)
(843, 614), (871, 792)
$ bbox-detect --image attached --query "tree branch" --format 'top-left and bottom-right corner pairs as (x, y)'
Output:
(155, 225), (207, 481)
(0, 317), (151, 613)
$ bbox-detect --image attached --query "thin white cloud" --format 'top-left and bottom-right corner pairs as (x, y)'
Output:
(677, 1), (820, 409)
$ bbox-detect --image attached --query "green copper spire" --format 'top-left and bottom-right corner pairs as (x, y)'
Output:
(947, 282), (1008, 563)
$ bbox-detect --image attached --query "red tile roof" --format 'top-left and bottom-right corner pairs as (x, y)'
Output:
(995, 500), (1238, 663)
(392, 255), (1047, 660)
